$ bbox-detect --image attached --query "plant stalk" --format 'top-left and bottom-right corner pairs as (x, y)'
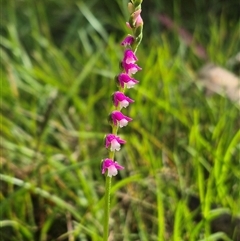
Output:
(103, 176), (112, 241)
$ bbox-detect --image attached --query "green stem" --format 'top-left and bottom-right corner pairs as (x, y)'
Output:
(103, 176), (112, 241)
(103, 131), (115, 240)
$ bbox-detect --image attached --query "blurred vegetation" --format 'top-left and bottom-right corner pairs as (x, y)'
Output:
(1, 0), (240, 241)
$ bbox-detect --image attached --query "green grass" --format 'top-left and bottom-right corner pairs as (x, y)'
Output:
(1, 0), (240, 241)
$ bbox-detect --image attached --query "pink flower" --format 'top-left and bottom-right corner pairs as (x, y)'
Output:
(105, 134), (126, 151)
(113, 91), (134, 109)
(102, 159), (124, 177)
(123, 50), (138, 64)
(118, 73), (139, 88)
(122, 62), (142, 75)
(121, 35), (135, 47)
(132, 9), (143, 28)
(111, 111), (132, 128)
(126, 9), (143, 28)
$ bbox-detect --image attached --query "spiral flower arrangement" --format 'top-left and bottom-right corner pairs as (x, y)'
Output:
(102, 1), (144, 239)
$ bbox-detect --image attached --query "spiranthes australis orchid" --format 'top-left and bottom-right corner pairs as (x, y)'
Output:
(102, 1), (144, 240)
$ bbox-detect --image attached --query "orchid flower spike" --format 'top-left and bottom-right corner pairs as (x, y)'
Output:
(110, 110), (132, 128)
(102, 159), (124, 177)
(105, 134), (126, 151)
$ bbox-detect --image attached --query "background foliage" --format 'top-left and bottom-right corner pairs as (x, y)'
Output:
(1, 0), (240, 240)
